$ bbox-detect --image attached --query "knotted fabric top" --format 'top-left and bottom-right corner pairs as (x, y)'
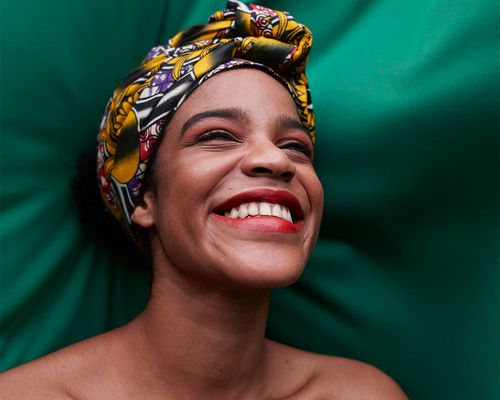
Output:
(97, 0), (314, 240)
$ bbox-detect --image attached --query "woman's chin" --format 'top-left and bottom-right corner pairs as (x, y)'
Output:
(151, 226), (309, 291)
(213, 254), (306, 291)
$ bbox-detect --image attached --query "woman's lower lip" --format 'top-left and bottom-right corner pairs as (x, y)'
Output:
(211, 214), (301, 234)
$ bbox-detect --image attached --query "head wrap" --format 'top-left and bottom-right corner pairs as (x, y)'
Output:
(97, 0), (314, 239)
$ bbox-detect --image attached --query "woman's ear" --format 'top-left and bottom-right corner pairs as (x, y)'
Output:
(131, 191), (155, 228)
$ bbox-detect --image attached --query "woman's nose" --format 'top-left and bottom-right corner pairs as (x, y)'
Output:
(240, 139), (296, 182)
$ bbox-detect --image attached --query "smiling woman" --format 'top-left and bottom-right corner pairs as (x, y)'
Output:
(1, 1), (407, 399)
(132, 69), (323, 292)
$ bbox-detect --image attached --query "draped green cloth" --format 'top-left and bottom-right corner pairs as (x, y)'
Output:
(1, 1), (498, 399)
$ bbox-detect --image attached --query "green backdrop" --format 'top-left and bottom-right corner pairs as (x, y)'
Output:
(1, 1), (498, 399)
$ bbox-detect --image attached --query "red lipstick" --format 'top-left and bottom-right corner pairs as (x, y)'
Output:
(211, 214), (302, 233)
(212, 189), (304, 220)
(211, 189), (304, 234)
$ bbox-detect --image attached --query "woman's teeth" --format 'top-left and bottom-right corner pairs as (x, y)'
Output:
(224, 202), (293, 223)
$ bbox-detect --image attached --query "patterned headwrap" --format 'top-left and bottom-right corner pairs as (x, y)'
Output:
(97, 0), (314, 239)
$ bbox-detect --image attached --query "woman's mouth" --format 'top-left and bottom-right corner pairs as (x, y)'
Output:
(211, 189), (304, 234)
(223, 202), (293, 223)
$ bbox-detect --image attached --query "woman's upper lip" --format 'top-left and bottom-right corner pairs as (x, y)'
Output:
(212, 189), (304, 220)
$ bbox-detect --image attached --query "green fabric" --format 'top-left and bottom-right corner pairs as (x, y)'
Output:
(1, 1), (498, 399)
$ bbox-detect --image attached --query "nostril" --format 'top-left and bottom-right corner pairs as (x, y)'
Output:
(252, 167), (273, 174)
(249, 167), (294, 180)
(281, 171), (293, 180)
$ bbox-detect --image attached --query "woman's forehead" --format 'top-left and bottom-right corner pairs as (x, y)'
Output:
(170, 69), (299, 126)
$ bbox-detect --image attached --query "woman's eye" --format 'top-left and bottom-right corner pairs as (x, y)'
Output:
(195, 130), (239, 143)
(280, 141), (313, 158)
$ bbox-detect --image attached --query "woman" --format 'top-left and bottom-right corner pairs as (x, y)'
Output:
(1, 2), (407, 398)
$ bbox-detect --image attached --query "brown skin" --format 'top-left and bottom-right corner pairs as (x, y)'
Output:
(1, 69), (408, 399)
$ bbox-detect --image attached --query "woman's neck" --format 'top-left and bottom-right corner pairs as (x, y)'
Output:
(119, 260), (272, 399)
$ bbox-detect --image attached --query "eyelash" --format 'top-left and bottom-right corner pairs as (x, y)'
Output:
(279, 141), (313, 157)
(194, 130), (313, 158)
(195, 130), (239, 143)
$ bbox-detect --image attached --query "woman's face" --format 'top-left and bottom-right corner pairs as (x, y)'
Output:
(132, 68), (323, 290)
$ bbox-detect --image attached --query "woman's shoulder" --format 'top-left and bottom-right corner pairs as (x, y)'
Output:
(1, 350), (80, 399)
(0, 332), (118, 400)
(311, 354), (408, 399)
(266, 340), (408, 400)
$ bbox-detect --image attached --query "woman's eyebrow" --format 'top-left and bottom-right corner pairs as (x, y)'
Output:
(181, 107), (249, 135)
(274, 115), (310, 136)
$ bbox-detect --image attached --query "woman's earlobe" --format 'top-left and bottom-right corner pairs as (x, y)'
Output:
(130, 192), (155, 228)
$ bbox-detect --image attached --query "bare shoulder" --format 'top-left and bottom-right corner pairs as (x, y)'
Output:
(0, 331), (119, 400)
(312, 354), (408, 399)
(266, 340), (408, 400)
(0, 350), (80, 400)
